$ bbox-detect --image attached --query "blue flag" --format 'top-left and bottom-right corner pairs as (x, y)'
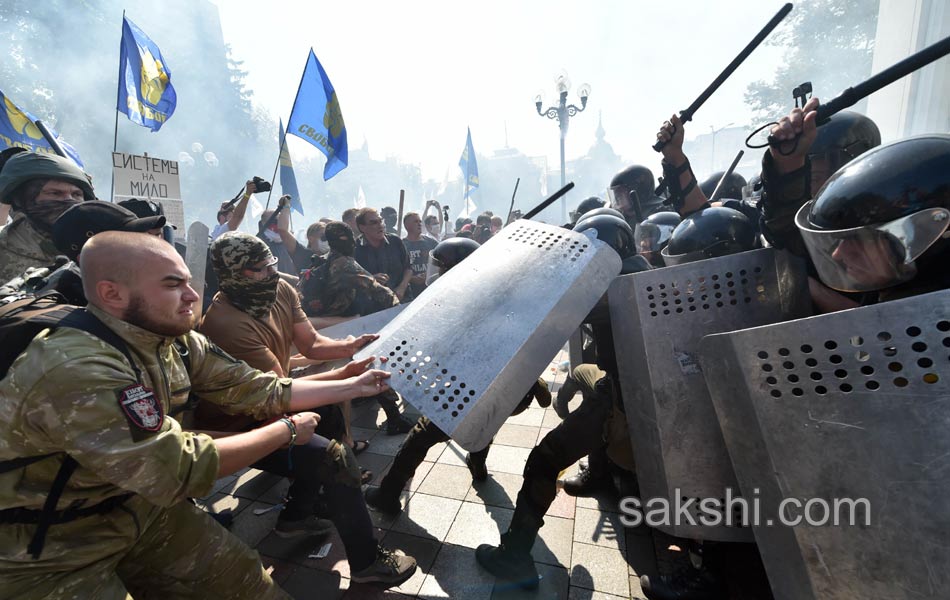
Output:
(459, 127), (479, 198)
(278, 120), (303, 215)
(0, 89), (83, 166)
(287, 49), (348, 180)
(117, 16), (176, 132)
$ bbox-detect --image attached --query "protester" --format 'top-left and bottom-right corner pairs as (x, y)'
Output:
(354, 207), (412, 301)
(0, 152), (95, 282)
(401, 211), (437, 298)
(380, 206), (398, 235)
(211, 179), (255, 240)
(0, 231), (411, 598)
(259, 195), (310, 275)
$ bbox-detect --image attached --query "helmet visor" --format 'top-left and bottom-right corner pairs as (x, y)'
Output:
(425, 254), (446, 286)
(795, 201), (950, 292)
(634, 222), (675, 254)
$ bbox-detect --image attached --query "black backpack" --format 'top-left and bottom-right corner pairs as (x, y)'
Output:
(0, 293), (147, 559)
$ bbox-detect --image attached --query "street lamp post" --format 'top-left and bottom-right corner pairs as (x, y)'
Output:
(535, 73), (590, 221)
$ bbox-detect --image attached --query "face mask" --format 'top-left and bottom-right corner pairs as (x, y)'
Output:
(23, 198), (82, 232)
(263, 229), (282, 243)
(221, 272), (279, 319)
(316, 240), (330, 254)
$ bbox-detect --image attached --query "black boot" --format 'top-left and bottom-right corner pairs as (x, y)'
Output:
(561, 461), (614, 497)
(466, 452), (488, 482)
(376, 390), (414, 435)
(364, 485), (403, 516)
(639, 573), (725, 600)
(475, 527), (540, 590)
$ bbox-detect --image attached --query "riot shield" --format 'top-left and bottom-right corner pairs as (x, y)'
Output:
(185, 221), (209, 319)
(355, 220), (621, 451)
(314, 305), (407, 372)
(608, 248), (809, 541)
(701, 289), (950, 599)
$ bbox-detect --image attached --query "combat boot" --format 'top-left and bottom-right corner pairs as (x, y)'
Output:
(466, 452), (488, 482)
(639, 573), (725, 600)
(475, 527), (540, 590)
(561, 463), (614, 497)
(364, 485), (403, 516)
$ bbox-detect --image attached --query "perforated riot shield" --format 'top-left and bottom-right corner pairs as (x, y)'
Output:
(608, 248), (809, 541)
(313, 305), (407, 372)
(701, 289), (950, 600)
(354, 220), (621, 451)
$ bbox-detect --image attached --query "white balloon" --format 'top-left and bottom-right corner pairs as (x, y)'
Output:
(191, 142), (203, 153)
(203, 151), (219, 167)
(177, 152), (195, 167)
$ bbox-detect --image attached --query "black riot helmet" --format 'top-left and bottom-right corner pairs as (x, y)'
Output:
(808, 111), (881, 193)
(699, 171), (748, 201)
(426, 236), (480, 285)
(574, 206), (625, 227)
(573, 196), (606, 222)
(795, 134), (950, 293)
(635, 211), (681, 267)
(662, 206), (757, 266)
(573, 214), (636, 259)
(608, 164), (663, 223)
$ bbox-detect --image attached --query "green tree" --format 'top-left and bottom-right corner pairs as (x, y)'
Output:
(744, 0), (880, 120)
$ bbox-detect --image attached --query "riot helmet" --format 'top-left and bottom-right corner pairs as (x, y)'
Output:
(426, 237), (480, 285)
(635, 211), (681, 267)
(573, 214), (636, 259)
(808, 111), (881, 193)
(574, 206), (625, 227)
(572, 196), (606, 223)
(608, 164), (663, 223)
(699, 171), (747, 201)
(662, 206), (757, 266)
(795, 134), (950, 293)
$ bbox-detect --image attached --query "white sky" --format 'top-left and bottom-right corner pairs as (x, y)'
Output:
(215, 0), (790, 181)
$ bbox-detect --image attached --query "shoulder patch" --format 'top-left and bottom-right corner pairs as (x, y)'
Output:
(117, 384), (164, 436)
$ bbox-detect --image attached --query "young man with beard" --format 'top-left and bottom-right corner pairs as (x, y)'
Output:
(0, 151), (96, 282)
(0, 231), (410, 598)
(196, 232), (417, 585)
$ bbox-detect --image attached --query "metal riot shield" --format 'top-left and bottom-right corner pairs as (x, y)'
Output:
(354, 220), (621, 451)
(185, 221), (209, 319)
(608, 248), (809, 542)
(700, 289), (950, 600)
(313, 305), (407, 372)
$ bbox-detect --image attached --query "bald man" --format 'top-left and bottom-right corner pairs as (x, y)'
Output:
(0, 231), (405, 599)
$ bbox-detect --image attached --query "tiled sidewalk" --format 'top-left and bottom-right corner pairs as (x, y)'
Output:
(200, 350), (659, 599)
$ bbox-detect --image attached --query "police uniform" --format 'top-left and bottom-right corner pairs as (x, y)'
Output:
(0, 304), (291, 599)
(0, 215), (60, 284)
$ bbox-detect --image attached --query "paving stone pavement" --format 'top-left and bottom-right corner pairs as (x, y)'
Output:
(202, 349), (659, 599)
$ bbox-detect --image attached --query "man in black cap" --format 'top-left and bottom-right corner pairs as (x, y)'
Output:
(0, 152), (96, 282)
(0, 201), (165, 305)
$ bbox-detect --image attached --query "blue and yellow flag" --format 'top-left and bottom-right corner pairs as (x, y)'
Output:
(278, 120), (303, 215)
(459, 127), (479, 198)
(0, 89), (83, 166)
(117, 16), (176, 132)
(287, 49), (348, 180)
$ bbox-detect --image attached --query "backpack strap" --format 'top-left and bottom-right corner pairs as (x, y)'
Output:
(0, 307), (141, 559)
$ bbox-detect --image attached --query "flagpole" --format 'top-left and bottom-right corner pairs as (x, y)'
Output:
(111, 9), (125, 202)
(267, 50), (314, 211)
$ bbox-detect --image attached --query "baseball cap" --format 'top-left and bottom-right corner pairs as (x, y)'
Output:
(52, 201), (166, 260)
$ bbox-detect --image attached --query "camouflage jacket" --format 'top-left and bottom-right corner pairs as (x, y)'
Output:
(0, 215), (60, 284)
(299, 250), (398, 317)
(0, 305), (292, 511)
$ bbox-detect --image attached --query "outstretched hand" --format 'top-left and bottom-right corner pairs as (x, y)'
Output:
(353, 368), (391, 397)
(656, 114), (687, 164)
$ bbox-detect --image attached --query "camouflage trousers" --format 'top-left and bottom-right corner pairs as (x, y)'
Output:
(0, 494), (288, 599)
